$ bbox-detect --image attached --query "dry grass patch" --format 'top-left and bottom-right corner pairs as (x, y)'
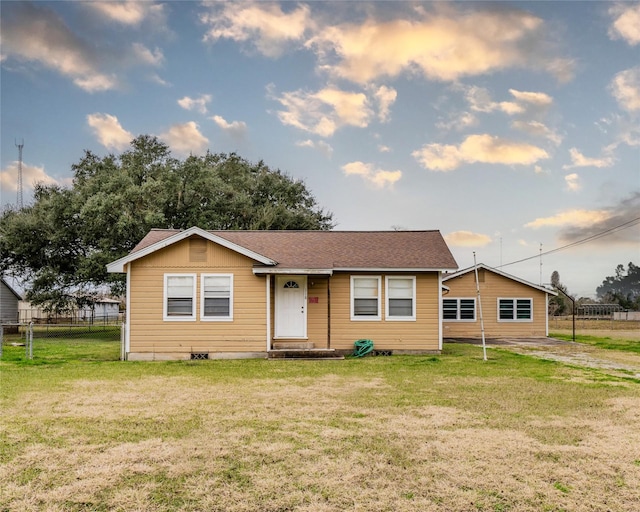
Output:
(2, 348), (640, 511)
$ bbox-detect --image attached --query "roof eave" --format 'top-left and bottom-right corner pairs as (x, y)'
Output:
(442, 263), (558, 296)
(332, 267), (457, 272)
(253, 268), (334, 275)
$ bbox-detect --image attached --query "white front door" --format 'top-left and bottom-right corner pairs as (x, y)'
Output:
(275, 275), (307, 338)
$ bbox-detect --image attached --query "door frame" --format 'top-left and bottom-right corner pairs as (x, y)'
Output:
(274, 275), (308, 339)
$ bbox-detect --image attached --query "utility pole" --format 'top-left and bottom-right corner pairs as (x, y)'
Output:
(15, 139), (24, 209)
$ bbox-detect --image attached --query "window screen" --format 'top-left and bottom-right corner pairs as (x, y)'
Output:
(202, 275), (231, 318)
(353, 277), (379, 317)
(387, 278), (414, 318)
(166, 275), (194, 317)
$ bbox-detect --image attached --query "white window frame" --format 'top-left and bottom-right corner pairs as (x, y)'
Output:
(200, 274), (233, 321)
(163, 273), (197, 321)
(497, 298), (533, 322)
(385, 276), (416, 321)
(442, 297), (476, 322)
(350, 276), (381, 321)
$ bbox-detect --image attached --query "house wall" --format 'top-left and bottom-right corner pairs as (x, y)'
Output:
(128, 236), (268, 359)
(1, 281), (19, 323)
(329, 272), (441, 351)
(442, 270), (549, 338)
(126, 236), (443, 358)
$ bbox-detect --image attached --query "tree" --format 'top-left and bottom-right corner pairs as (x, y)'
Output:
(596, 262), (640, 310)
(0, 136), (334, 311)
(548, 270), (572, 316)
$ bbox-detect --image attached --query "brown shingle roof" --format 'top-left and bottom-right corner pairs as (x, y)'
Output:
(131, 228), (458, 271)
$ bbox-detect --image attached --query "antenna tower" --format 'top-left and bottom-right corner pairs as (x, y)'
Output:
(15, 139), (24, 209)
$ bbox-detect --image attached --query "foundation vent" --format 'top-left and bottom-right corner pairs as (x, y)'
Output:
(190, 353), (209, 360)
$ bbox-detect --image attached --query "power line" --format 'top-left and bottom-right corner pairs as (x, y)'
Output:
(498, 216), (640, 269)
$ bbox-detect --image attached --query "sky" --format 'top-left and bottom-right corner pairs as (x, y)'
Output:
(1, 1), (639, 299)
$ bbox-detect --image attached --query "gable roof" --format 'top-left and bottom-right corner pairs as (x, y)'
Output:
(107, 227), (458, 274)
(442, 263), (557, 296)
(1, 277), (23, 300)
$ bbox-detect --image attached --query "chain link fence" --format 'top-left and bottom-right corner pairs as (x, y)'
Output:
(1, 322), (123, 362)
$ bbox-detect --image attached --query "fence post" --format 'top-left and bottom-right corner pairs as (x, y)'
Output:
(0, 325), (3, 359)
(28, 322), (33, 359)
(121, 322), (125, 361)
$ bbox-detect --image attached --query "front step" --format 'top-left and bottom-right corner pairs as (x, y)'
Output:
(272, 341), (315, 350)
(268, 349), (344, 360)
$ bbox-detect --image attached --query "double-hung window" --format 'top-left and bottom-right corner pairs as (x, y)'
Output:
(201, 274), (233, 321)
(164, 274), (196, 320)
(351, 276), (381, 320)
(386, 276), (416, 321)
(498, 298), (532, 321)
(443, 298), (476, 321)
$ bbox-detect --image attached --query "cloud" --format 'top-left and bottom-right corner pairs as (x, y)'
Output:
(563, 148), (614, 169)
(525, 209), (611, 229)
(178, 94), (212, 115)
(512, 120), (562, 145)
(564, 173), (581, 192)
(271, 86), (374, 137)
(0, 2), (118, 92)
(610, 66), (640, 111)
(86, 1), (166, 26)
(526, 193), (640, 245)
(87, 113), (134, 151)
(609, 3), (640, 46)
(159, 122), (209, 156)
(132, 43), (164, 67)
(0, 162), (60, 195)
(372, 85), (397, 122)
(378, 145), (392, 153)
(200, 2), (312, 57)
(464, 86), (552, 115)
(342, 161), (402, 188)
(444, 231), (492, 247)
(600, 114), (640, 150)
(437, 111), (478, 132)
(306, 6), (572, 84)
(211, 115), (248, 137)
(296, 139), (333, 157)
(412, 134), (549, 171)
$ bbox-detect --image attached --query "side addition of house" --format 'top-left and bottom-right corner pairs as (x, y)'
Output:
(106, 227), (458, 360)
(442, 263), (557, 339)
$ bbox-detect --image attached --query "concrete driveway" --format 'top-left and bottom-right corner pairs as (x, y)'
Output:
(446, 337), (640, 380)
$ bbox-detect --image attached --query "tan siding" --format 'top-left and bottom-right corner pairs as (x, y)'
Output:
(129, 236), (267, 354)
(329, 272), (440, 351)
(307, 277), (329, 348)
(443, 271), (549, 338)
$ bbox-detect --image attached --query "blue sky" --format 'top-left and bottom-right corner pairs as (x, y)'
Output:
(1, 1), (639, 298)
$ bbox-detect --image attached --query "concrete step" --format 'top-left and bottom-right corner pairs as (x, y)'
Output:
(272, 341), (315, 350)
(268, 349), (344, 360)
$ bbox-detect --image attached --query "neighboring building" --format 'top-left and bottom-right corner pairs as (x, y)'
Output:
(442, 264), (557, 339)
(1, 278), (22, 325)
(107, 227), (458, 360)
(18, 298), (120, 323)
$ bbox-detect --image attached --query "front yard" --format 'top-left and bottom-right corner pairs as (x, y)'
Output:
(1, 342), (639, 511)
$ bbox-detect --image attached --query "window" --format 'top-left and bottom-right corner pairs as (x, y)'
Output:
(164, 274), (196, 321)
(443, 298), (476, 321)
(351, 276), (381, 320)
(201, 274), (233, 321)
(386, 276), (416, 320)
(498, 298), (532, 321)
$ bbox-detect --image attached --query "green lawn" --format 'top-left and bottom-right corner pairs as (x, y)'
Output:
(1, 326), (121, 364)
(1, 341), (639, 511)
(551, 332), (640, 354)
